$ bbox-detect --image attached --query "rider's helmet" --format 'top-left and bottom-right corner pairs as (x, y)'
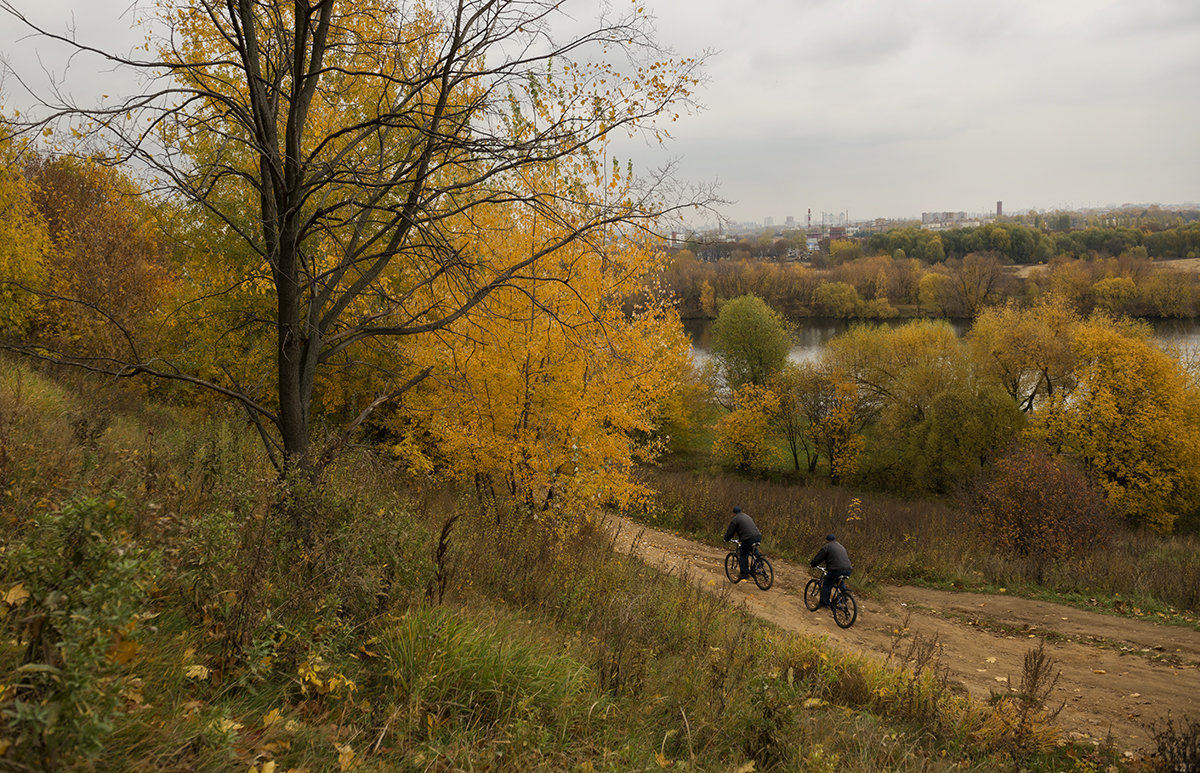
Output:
(826, 534), (836, 541)
(732, 506), (742, 514)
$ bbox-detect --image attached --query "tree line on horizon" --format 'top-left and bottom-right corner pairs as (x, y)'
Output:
(681, 212), (1200, 265)
(663, 228), (1200, 320)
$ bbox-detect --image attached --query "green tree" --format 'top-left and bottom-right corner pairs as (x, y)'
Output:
(773, 362), (825, 473)
(824, 319), (963, 428)
(828, 320), (1022, 493)
(896, 381), (1024, 494)
(709, 294), (791, 390)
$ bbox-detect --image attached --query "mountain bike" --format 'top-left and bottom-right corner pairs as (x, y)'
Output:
(724, 539), (774, 590)
(804, 566), (857, 628)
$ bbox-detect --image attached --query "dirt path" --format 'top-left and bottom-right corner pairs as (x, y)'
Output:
(604, 516), (1200, 754)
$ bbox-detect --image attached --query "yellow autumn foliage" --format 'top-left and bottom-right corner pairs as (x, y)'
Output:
(1031, 318), (1200, 531)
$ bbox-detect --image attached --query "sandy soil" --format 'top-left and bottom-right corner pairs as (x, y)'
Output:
(604, 516), (1200, 756)
(1008, 257), (1200, 278)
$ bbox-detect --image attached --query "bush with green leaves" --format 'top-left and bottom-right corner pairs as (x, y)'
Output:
(0, 496), (158, 767)
(709, 293), (792, 390)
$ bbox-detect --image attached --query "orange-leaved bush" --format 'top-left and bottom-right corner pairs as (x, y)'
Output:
(968, 442), (1116, 581)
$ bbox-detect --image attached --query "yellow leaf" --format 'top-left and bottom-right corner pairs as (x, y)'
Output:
(211, 718), (243, 733)
(186, 664), (211, 680)
(985, 657), (997, 664)
(336, 742), (356, 771)
(734, 762), (757, 773)
(263, 708), (283, 728)
(4, 584), (29, 607)
(654, 750), (669, 768)
(107, 638), (141, 665)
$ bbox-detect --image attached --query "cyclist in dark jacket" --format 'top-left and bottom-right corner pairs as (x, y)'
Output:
(810, 534), (852, 609)
(723, 507), (762, 582)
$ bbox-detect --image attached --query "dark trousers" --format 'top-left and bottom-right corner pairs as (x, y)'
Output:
(738, 539), (761, 577)
(820, 569), (851, 606)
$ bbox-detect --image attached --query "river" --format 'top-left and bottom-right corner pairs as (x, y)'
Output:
(684, 317), (1200, 366)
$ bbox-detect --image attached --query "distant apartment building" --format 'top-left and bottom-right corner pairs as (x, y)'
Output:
(921, 211), (980, 229)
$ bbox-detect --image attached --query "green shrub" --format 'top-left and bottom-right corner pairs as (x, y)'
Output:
(0, 496), (158, 767)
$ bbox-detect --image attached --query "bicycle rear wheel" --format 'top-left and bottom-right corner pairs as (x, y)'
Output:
(803, 578), (820, 610)
(724, 552), (740, 583)
(832, 588), (858, 628)
(752, 556), (774, 590)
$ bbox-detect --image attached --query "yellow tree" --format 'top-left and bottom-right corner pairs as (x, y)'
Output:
(23, 155), (172, 360)
(712, 383), (782, 474)
(824, 319), (964, 429)
(1, 0), (708, 483)
(967, 295), (1080, 413)
(808, 376), (864, 485)
(1032, 319), (1200, 531)
(391, 156), (691, 527)
(0, 133), (49, 338)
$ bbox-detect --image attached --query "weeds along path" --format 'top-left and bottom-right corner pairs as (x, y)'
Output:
(603, 516), (1200, 755)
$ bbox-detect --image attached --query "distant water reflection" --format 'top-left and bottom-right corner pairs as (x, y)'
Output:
(684, 317), (1200, 366)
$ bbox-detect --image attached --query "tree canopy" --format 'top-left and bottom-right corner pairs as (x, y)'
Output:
(708, 293), (791, 390)
(0, 0), (709, 486)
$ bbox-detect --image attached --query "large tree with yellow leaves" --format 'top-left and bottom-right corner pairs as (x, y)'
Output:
(1, 0), (708, 482)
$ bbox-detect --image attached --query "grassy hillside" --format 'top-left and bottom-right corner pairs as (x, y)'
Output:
(0, 359), (1150, 770)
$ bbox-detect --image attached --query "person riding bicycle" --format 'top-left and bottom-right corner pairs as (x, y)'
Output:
(810, 534), (852, 609)
(723, 506), (762, 583)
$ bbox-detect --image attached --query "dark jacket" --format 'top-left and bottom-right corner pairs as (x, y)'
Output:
(723, 512), (762, 543)
(811, 540), (852, 572)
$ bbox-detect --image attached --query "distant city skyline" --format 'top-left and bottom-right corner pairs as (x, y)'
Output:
(702, 199), (1200, 235)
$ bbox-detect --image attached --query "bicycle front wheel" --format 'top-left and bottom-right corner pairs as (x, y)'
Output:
(832, 589), (858, 628)
(803, 578), (821, 611)
(752, 557), (774, 590)
(724, 552), (740, 583)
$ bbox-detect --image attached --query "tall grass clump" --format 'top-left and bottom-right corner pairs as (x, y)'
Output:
(0, 362), (87, 523)
(364, 605), (606, 764)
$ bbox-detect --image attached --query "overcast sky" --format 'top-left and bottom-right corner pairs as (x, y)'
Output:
(4, 0), (1198, 225)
